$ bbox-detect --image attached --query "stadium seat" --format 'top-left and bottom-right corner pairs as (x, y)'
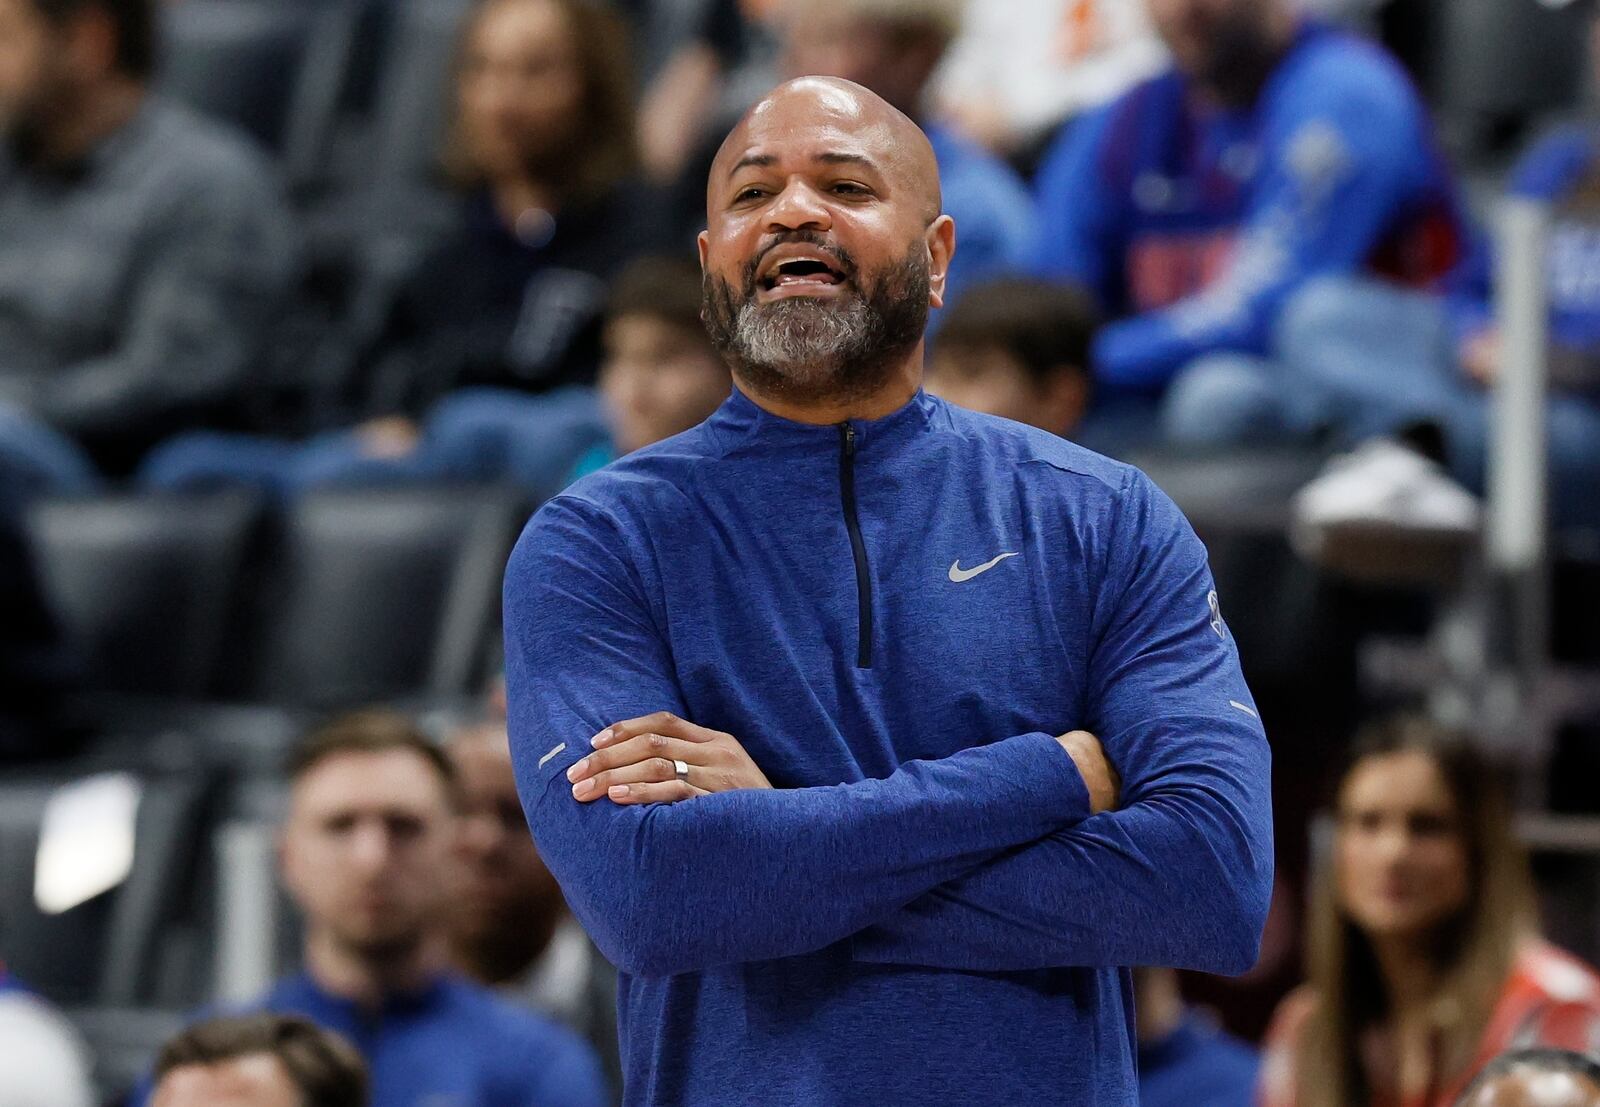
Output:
(233, 487), (525, 709)
(25, 492), (264, 702)
(0, 765), (217, 1008)
(157, 1), (318, 151)
(365, 0), (475, 193)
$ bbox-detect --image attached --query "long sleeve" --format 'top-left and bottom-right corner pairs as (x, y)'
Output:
(504, 495), (1092, 979)
(1092, 59), (1433, 390)
(852, 468), (1273, 974)
(31, 173), (298, 438)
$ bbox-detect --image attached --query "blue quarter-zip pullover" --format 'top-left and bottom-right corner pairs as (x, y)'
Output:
(504, 388), (1274, 1105)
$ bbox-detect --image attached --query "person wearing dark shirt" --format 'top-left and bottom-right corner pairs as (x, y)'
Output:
(505, 76), (1271, 1105)
(1134, 967), (1259, 1107)
(139, 0), (647, 501)
(0, 0), (297, 481)
(1030, 0), (1465, 448)
(141, 711), (607, 1107)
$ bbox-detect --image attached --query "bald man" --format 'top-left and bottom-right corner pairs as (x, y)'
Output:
(504, 77), (1272, 1104)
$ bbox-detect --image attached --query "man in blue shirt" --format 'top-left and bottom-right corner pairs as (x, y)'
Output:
(1031, 0), (1466, 447)
(504, 76), (1273, 1105)
(774, 0), (1036, 313)
(1134, 968), (1259, 1107)
(140, 711), (609, 1107)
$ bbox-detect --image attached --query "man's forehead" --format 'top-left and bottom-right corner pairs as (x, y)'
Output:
(723, 119), (899, 177)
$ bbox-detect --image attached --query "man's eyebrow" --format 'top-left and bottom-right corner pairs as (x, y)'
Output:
(727, 151), (881, 175)
(729, 153), (776, 175)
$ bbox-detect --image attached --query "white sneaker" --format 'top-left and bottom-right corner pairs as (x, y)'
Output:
(1291, 438), (1481, 584)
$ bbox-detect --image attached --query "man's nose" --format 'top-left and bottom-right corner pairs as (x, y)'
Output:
(766, 180), (832, 233)
(348, 824), (393, 871)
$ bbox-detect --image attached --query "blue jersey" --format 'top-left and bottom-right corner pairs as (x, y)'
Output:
(1032, 21), (1466, 392)
(136, 973), (608, 1107)
(504, 388), (1274, 1105)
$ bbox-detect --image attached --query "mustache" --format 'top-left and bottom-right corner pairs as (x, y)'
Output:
(743, 231), (857, 296)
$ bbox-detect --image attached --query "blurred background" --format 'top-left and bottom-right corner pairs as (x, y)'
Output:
(0, 0), (1598, 1103)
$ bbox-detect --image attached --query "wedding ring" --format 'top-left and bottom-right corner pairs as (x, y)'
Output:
(673, 759), (690, 783)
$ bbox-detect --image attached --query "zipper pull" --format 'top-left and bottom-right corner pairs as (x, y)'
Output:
(842, 424), (856, 457)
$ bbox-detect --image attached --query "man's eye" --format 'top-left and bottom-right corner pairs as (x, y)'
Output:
(832, 182), (869, 195)
(734, 187), (767, 202)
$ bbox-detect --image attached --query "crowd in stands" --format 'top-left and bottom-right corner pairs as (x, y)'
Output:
(2, 0), (1599, 1103)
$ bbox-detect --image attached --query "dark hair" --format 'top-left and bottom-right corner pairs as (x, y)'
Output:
(288, 709), (458, 802)
(607, 256), (707, 336)
(32, 0), (155, 80)
(444, 0), (637, 201)
(934, 278), (1099, 387)
(155, 1014), (368, 1107)
(1298, 714), (1535, 1107)
(1457, 1048), (1600, 1105)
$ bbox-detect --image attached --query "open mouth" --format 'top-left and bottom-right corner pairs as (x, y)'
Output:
(759, 255), (848, 292)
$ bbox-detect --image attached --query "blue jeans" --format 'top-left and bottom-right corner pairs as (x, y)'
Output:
(0, 401), (100, 501)
(1278, 277), (1600, 529)
(139, 387), (609, 501)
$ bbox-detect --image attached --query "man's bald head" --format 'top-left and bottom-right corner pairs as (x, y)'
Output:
(708, 77), (941, 225)
(1456, 1051), (1600, 1107)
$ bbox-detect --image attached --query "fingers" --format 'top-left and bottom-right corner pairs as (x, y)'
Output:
(604, 779), (707, 805)
(567, 733), (703, 788)
(570, 755), (682, 802)
(591, 711), (718, 749)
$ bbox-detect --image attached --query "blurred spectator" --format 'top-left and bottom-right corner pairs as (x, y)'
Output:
(1454, 1048), (1600, 1107)
(0, 462), (81, 761)
(138, 711), (609, 1107)
(924, 276), (1096, 438)
(934, 0), (1169, 160)
(139, 0), (651, 502)
(632, 0), (757, 186)
(774, 0), (1036, 312)
(1259, 716), (1600, 1107)
(1031, 0), (1466, 449)
(143, 255), (723, 500)
(151, 1014), (367, 1107)
(1134, 967), (1259, 1107)
(0, 0), (297, 482)
(0, 967), (94, 1107)
(1288, 7), (1600, 550)
(448, 720), (621, 1097)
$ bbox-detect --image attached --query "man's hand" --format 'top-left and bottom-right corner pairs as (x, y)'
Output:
(1056, 730), (1119, 814)
(567, 711), (772, 805)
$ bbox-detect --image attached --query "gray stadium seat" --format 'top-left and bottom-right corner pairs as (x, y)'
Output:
(0, 766), (216, 1008)
(25, 492), (264, 701)
(366, 0), (475, 193)
(234, 487), (524, 708)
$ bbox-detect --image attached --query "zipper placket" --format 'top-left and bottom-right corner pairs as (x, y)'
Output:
(838, 423), (873, 669)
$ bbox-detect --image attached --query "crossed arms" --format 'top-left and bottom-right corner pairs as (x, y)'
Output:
(502, 473), (1273, 979)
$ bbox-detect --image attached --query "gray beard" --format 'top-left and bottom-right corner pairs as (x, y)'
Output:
(728, 294), (885, 400)
(702, 242), (929, 407)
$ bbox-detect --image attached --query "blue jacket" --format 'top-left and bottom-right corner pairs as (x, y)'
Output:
(504, 388), (1274, 1105)
(1032, 21), (1466, 393)
(1138, 1011), (1261, 1107)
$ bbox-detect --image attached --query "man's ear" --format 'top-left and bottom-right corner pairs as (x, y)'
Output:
(697, 230), (710, 270)
(926, 215), (956, 310)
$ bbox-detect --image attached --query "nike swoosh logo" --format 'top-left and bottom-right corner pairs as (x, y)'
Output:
(948, 552), (1020, 583)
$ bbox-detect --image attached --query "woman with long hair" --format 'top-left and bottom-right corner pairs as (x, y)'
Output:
(1259, 716), (1600, 1107)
